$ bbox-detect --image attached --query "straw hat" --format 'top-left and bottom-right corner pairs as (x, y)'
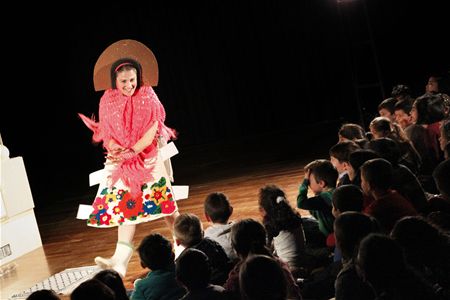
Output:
(93, 39), (158, 91)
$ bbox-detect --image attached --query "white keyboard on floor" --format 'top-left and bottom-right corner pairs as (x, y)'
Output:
(9, 265), (102, 299)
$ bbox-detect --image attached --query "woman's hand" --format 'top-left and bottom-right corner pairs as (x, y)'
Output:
(107, 148), (136, 163)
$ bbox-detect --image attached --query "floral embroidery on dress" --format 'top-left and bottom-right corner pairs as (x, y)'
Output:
(87, 176), (177, 227)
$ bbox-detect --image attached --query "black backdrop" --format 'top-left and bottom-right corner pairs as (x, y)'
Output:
(2, 0), (449, 207)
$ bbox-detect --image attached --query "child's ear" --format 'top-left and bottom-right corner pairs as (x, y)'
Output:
(230, 206), (234, 215)
(140, 261), (147, 269)
(342, 161), (350, 171)
(319, 179), (327, 188)
(175, 238), (181, 246)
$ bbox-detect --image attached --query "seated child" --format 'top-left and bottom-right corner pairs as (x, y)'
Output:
(258, 184), (307, 277)
(361, 158), (417, 233)
(174, 213), (231, 286)
(176, 248), (228, 300)
(203, 192), (237, 262)
(329, 141), (361, 187)
(131, 233), (186, 300)
(297, 159), (338, 241)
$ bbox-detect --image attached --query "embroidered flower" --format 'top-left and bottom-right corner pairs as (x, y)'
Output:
(118, 216), (125, 225)
(161, 200), (176, 214)
(150, 186), (167, 205)
(116, 189), (125, 200)
(92, 196), (108, 214)
(118, 192), (144, 219)
(112, 205), (122, 215)
(99, 212), (112, 225)
(143, 200), (160, 215)
(106, 193), (117, 204)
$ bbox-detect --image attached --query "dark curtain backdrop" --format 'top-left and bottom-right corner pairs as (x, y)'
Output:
(2, 0), (448, 206)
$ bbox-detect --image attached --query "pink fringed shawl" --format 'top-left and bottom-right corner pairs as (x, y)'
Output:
(79, 86), (176, 196)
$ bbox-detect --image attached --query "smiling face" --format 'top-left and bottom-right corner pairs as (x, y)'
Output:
(394, 109), (413, 129)
(116, 68), (138, 97)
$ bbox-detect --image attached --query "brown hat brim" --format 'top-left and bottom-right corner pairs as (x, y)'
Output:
(93, 39), (158, 91)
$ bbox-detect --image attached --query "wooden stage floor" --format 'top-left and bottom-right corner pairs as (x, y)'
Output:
(1, 130), (334, 299)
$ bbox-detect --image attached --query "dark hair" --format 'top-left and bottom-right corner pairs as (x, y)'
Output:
(173, 213), (203, 247)
(332, 184), (364, 213)
(93, 270), (128, 300)
(367, 137), (401, 165)
(110, 58), (143, 89)
(176, 248), (211, 290)
(348, 149), (380, 173)
(378, 97), (397, 114)
(26, 290), (60, 300)
(414, 93), (446, 124)
(231, 219), (271, 258)
(361, 158), (393, 191)
(70, 279), (115, 300)
(391, 216), (450, 273)
(304, 159), (339, 188)
(137, 233), (173, 270)
(370, 116), (390, 135)
(239, 255), (287, 300)
(258, 185), (303, 240)
(357, 234), (406, 285)
(394, 98), (413, 114)
(334, 212), (378, 260)
(391, 84), (411, 99)
(339, 123), (366, 140)
(204, 192), (232, 223)
(329, 141), (361, 163)
(433, 159), (450, 198)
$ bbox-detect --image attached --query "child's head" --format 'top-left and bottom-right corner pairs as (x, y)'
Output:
(394, 99), (413, 129)
(231, 218), (269, 258)
(360, 158), (393, 196)
(412, 93), (446, 125)
(329, 141), (361, 174)
(366, 138), (400, 166)
(334, 211), (379, 260)
(378, 97), (397, 122)
(173, 213), (203, 248)
(391, 84), (411, 101)
(348, 149), (380, 181)
(433, 159), (450, 199)
(70, 279), (115, 300)
(26, 290), (60, 300)
(259, 184), (285, 212)
(338, 123), (366, 142)
(92, 270), (128, 300)
(137, 233), (174, 270)
(331, 184), (364, 217)
(176, 248), (211, 291)
(258, 184), (302, 236)
(369, 116), (392, 139)
(204, 192), (233, 224)
(239, 255), (287, 300)
(305, 159), (338, 193)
